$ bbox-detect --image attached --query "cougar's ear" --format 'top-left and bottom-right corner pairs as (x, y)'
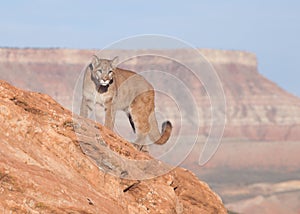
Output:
(111, 56), (119, 68)
(90, 55), (100, 70)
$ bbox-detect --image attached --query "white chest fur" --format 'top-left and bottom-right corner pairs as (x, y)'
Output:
(95, 90), (113, 107)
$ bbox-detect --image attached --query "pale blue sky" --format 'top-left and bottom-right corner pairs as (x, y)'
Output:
(1, 0), (299, 96)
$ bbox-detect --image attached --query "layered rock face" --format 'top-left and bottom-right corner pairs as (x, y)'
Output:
(1, 48), (299, 141)
(0, 80), (226, 213)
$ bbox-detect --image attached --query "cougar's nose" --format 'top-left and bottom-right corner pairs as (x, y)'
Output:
(103, 75), (111, 81)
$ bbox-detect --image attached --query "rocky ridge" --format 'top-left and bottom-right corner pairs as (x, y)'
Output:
(0, 80), (226, 213)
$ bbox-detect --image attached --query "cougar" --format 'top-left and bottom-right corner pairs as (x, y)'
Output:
(80, 55), (172, 151)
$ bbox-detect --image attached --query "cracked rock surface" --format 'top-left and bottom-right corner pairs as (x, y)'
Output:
(0, 80), (226, 213)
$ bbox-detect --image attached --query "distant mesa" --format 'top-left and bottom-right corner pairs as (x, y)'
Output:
(0, 47), (299, 141)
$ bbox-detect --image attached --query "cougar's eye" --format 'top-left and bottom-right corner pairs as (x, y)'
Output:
(108, 70), (113, 74)
(98, 69), (102, 73)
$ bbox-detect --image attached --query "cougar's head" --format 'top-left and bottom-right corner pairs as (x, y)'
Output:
(90, 55), (118, 88)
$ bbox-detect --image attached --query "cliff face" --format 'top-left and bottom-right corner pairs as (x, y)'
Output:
(0, 48), (257, 66)
(0, 80), (226, 213)
(0, 47), (299, 141)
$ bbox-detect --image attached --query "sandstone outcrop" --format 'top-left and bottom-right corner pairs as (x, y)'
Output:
(0, 80), (226, 213)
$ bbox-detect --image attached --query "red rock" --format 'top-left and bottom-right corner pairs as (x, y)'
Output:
(0, 80), (226, 213)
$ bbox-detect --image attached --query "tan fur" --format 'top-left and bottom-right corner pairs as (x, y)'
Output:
(80, 56), (172, 151)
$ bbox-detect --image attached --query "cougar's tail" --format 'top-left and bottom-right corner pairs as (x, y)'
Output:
(154, 121), (172, 145)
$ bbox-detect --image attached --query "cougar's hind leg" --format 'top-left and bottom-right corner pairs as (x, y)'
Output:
(129, 91), (153, 152)
(133, 133), (149, 152)
(131, 114), (149, 152)
(148, 111), (161, 142)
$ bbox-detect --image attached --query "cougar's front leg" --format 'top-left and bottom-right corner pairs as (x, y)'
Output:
(104, 103), (116, 130)
(80, 96), (91, 118)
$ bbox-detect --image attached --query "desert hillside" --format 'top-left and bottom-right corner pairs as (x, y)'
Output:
(1, 47), (299, 213)
(0, 80), (226, 213)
